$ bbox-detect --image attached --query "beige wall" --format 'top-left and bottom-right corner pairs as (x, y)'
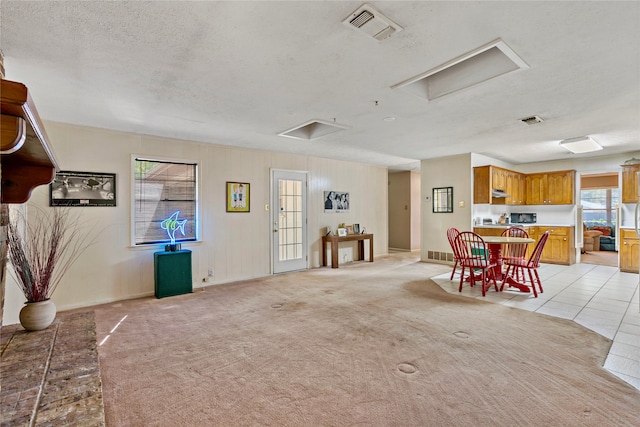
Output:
(3, 122), (388, 325)
(420, 154), (472, 261)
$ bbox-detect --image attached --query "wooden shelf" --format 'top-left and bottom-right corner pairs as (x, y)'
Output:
(1, 79), (59, 204)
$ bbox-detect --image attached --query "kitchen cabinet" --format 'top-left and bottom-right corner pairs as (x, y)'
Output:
(473, 166), (525, 205)
(506, 171), (526, 205)
(492, 167), (508, 191)
(621, 164), (640, 204)
(619, 229), (639, 273)
(525, 170), (575, 205)
(473, 227), (506, 237)
(531, 226), (575, 265)
(475, 166), (573, 205)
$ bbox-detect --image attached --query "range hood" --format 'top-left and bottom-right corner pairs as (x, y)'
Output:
(492, 189), (511, 198)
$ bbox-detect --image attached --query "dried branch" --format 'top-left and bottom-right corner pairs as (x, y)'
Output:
(5, 205), (102, 302)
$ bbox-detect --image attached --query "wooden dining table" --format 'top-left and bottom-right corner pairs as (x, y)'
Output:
(482, 235), (535, 293)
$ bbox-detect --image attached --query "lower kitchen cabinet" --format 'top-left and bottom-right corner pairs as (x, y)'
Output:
(529, 226), (575, 265)
(620, 229), (639, 273)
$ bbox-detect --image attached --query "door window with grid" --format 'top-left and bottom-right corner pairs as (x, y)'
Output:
(133, 158), (198, 245)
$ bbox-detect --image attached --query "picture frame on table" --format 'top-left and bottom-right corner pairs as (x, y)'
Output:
(226, 182), (250, 212)
(337, 228), (348, 237)
(353, 224), (360, 234)
(346, 225), (354, 235)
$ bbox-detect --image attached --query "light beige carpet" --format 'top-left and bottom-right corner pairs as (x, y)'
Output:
(94, 253), (640, 426)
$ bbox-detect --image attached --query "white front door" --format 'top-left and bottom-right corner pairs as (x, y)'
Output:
(271, 170), (308, 273)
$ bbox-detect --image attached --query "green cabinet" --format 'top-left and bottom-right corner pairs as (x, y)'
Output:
(154, 250), (193, 298)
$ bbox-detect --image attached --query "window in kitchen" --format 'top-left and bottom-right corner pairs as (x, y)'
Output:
(132, 158), (198, 246)
(580, 188), (619, 227)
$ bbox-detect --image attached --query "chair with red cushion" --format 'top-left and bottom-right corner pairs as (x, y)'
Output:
(501, 231), (550, 297)
(446, 227), (462, 280)
(454, 231), (498, 297)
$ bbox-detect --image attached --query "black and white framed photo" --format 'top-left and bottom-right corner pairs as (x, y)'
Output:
(324, 191), (350, 212)
(50, 171), (116, 207)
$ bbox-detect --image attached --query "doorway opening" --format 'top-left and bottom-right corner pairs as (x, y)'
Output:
(580, 173), (619, 267)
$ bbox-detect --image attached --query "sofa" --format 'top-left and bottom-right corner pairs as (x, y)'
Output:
(583, 227), (602, 253)
(587, 226), (616, 252)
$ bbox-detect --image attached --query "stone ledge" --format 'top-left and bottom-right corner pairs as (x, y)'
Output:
(0, 311), (105, 426)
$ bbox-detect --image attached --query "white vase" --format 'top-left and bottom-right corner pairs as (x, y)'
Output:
(19, 300), (57, 331)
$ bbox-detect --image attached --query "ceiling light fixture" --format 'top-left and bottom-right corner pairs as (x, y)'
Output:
(559, 136), (603, 154)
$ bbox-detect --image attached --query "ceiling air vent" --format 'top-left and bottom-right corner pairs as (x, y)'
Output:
(520, 115), (543, 125)
(343, 4), (403, 41)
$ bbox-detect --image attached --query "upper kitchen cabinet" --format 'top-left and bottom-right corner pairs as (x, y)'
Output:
(1, 79), (59, 203)
(473, 165), (525, 205)
(621, 163), (640, 204)
(525, 170), (575, 205)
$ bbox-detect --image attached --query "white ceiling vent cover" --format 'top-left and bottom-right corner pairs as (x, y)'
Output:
(392, 39), (529, 101)
(278, 119), (349, 141)
(343, 4), (403, 41)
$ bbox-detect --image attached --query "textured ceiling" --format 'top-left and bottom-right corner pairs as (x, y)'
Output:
(1, 1), (639, 171)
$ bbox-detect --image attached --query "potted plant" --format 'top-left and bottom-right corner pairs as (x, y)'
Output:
(5, 204), (98, 331)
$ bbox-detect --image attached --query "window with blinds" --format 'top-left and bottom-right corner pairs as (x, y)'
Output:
(133, 158), (197, 245)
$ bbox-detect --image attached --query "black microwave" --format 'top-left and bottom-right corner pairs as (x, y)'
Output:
(511, 213), (537, 224)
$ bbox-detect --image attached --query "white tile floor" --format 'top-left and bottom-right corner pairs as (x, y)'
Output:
(432, 263), (640, 391)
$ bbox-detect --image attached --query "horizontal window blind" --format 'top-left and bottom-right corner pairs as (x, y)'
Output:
(134, 159), (197, 245)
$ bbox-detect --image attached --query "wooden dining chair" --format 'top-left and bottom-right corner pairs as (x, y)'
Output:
(500, 226), (529, 281)
(446, 227), (461, 280)
(500, 226), (529, 255)
(454, 231), (498, 297)
(501, 231), (550, 297)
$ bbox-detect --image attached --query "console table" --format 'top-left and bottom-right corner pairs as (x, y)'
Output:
(154, 249), (193, 298)
(322, 233), (373, 268)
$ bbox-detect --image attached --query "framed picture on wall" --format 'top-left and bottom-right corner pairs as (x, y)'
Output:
(324, 191), (350, 212)
(432, 187), (453, 213)
(49, 171), (116, 207)
(226, 182), (250, 212)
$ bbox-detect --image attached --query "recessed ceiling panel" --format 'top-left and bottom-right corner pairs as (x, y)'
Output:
(278, 120), (348, 141)
(393, 39), (529, 101)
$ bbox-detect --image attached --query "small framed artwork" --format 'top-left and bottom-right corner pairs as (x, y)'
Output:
(226, 182), (250, 212)
(50, 171), (116, 207)
(346, 225), (354, 235)
(337, 228), (348, 237)
(324, 191), (350, 212)
(353, 224), (360, 234)
(433, 187), (453, 213)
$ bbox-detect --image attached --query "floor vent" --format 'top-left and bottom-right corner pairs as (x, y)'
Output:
(343, 4), (403, 41)
(427, 250), (454, 263)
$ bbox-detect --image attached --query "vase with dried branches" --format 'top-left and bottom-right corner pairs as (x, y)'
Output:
(6, 205), (99, 331)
